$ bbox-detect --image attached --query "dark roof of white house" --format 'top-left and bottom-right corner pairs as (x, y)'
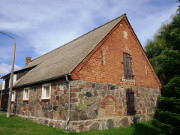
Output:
(13, 14), (126, 87)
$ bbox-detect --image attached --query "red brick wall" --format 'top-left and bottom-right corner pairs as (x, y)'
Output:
(71, 18), (161, 89)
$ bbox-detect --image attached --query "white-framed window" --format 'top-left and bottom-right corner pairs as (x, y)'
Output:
(42, 83), (51, 99)
(11, 91), (15, 102)
(23, 88), (29, 101)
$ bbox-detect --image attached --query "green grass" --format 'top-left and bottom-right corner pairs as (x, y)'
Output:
(0, 114), (165, 135)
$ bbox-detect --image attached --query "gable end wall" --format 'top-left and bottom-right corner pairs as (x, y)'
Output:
(71, 17), (161, 89)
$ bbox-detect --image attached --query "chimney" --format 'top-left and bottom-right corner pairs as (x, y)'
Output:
(25, 57), (31, 66)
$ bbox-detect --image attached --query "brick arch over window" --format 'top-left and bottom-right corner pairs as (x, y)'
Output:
(101, 95), (118, 110)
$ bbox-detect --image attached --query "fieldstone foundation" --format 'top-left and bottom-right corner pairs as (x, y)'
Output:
(68, 114), (155, 132)
(17, 114), (66, 129)
(67, 80), (160, 132)
(11, 79), (161, 132)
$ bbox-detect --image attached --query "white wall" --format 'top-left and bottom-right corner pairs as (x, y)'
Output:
(13, 74), (17, 84)
(2, 80), (5, 90)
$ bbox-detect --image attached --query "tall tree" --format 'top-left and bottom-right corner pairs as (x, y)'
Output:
(145, 9), (180, 85)
(144, 2), (180, 134)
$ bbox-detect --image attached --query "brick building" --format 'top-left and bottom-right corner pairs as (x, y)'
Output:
(0, 14), (161, 132)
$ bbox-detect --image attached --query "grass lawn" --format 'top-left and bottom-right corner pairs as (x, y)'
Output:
(0, 114), (165, 135)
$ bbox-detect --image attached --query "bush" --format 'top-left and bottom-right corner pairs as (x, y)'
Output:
(153, 76), (180, 135)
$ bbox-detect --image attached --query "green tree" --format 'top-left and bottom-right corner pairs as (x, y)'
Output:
(145, 10), (180, 85)
(149, 49), (180, 85)
(144, 2), (180, 134)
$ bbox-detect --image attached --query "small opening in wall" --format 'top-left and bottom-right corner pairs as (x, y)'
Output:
(102, 51), (105, 65)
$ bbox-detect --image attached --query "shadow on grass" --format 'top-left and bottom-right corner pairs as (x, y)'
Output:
(10, 114), (15, 117)
(132, 122), (164, 135)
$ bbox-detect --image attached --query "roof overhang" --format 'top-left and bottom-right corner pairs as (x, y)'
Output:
(1, 65), (37, 79)
(13, 73), (71, 89)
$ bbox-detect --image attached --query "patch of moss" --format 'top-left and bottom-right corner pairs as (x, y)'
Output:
(78, 103), (87, 111)
(83, 100), (92, 106)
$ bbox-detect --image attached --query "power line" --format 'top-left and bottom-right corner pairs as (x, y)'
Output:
(0, 31), (15, 41)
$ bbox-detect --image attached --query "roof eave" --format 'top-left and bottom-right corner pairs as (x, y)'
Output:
(13, 73), (71, 89)
(1, 65), (37, 79)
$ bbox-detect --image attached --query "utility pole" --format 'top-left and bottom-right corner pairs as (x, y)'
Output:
(0, 31), (16, 117)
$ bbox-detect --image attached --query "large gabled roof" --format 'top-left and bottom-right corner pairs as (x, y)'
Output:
(14, 14), (126, 87)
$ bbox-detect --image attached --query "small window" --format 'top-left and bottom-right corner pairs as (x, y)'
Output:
(123, 53), (133, 79)
(11, 91), (15, 102)
(23, 88), (29, 101)
(42, 84), (51, 99)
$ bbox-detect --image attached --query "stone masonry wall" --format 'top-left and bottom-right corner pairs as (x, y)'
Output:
(11, 79), (160, 132)
(11, 79), (69, 129)
(68, 80), (161, 132)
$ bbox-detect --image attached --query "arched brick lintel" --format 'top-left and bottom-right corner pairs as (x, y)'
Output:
(101, 95), (118, 110)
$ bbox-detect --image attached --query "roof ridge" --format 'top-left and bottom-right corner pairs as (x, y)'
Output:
(31, 14), (126, 62)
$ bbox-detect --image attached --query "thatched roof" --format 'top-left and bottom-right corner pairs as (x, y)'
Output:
(14, 14), (125, 87)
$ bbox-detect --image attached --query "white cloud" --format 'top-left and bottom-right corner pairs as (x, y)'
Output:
(0, 63), (21, 76)
(0, 0), (178, 56)
(135, 5), (178, 46)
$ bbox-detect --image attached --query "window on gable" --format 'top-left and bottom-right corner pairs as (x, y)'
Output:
(126, 88), (136, 115)
(123, 53), (133, 79)
(11, 91), (15, 102)
(23, 88), (29, 101)
(42, 84), (51, 99)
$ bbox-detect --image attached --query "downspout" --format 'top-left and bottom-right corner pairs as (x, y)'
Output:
(65, 74), (71, 131)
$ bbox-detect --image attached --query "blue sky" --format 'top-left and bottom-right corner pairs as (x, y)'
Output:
(0, 0), (178, 83)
